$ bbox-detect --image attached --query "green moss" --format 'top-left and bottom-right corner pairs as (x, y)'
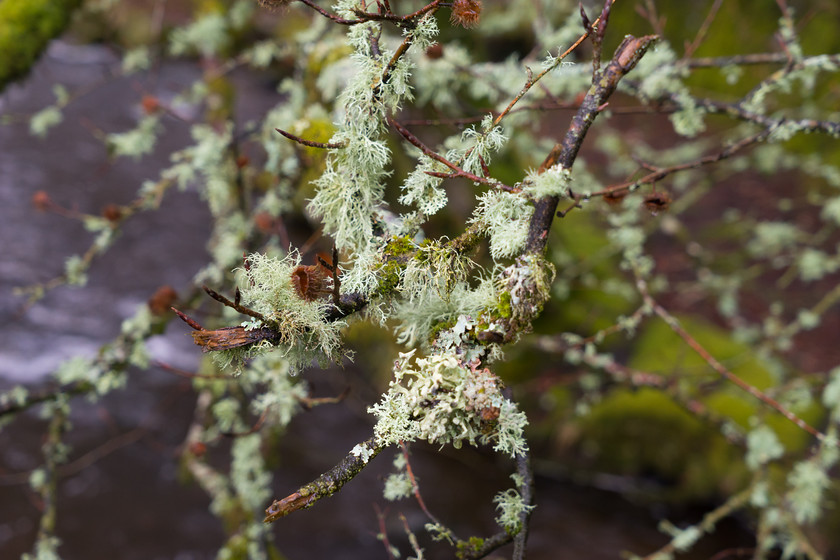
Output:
(496, 291), (513, 319)
(428, 317), (458, 344)
(0, 0), (83, 91)
(456, 536), (486, 558)
(372, 257), (403, 298)
(578, 388), (746, 501)
(385, 235), (414, 256)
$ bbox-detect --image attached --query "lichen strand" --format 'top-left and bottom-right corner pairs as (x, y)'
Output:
(368, 350), (528, 457)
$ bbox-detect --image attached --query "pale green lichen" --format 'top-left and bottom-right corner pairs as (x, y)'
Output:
(493, 486), (534, 534)
(521, 164), (572, 199)
(368, 350), (528, 457)
(29, 105), (62, 138)
(107, 114), (162, 160)
(822, 367), (840, 418)
(401, 239), (477, 302)
(121, 46), (151, 74)
(393, 276), (495, 347)
(350, 442), (376, 464)
(169, 12), (230, 57)
(383, 452), (412, 501)
(230, 434), (272, 511)
(470, 190), (533, 261)
(399, 155), (449, 216)
(745, 424), (785, 470)
(245, 353), (305, 427)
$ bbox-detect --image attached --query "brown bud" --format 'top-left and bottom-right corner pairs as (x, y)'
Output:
(450, 0), (482, 28)
(189, 441), (207, 457)
(291, 261), (332, 302)
(425, 44), (444, 59)
(254, 212), (276, 233)
(148, 285), (178, 315)
(102, 204), (123, 222)
(643, 191), (671, 215)
(602, 190), (627, 206)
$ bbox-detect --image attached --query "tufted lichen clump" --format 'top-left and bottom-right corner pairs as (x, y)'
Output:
(368, 350), (529, 457)
(231, 251), (346, 371)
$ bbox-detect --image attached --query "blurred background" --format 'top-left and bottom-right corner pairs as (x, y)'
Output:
(2, 1), (839, 558)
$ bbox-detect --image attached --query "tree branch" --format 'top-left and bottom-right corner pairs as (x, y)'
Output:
(264, 436), (385, 523)
(525, 34), (659, 255)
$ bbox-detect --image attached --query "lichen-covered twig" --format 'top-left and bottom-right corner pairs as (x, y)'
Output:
(263, 436), (385, 523)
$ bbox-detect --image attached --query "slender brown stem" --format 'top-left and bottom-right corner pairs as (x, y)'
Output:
(634, 273), (829, 445)
(275, 127), (345, 149)
(389, 118), (516, 191)
(592, 128), (771, 198)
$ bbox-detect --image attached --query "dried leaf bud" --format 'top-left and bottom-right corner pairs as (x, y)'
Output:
(189, 441), (207, 457)
(450, 0), (482, 28)
(602, 190), (627, 206)
(254, 212), (276, 233)
(643, 191), (672, 215)
(291, 262), (332, 302)
(148, 285), (178, 315)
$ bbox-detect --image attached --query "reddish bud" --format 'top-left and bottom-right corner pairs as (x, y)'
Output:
(425, 44), (444, 59)
(102, 204), (123, 222)
(141, 95), (161, 115)
(643, 191), (672, 214)
(254, 212), (276, 234)
(291, 258), (333, 302)
(189, 441), (207, 457)
(32, 190), (52, 211)
(602, 190), (627, 206)
(236, 154), (250, 169)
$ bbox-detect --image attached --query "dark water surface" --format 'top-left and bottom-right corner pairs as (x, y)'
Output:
(0, 41), (753, 559)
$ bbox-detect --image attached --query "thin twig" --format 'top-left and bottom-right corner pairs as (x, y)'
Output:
(389, 118), (516, 191)
(275, 127), (345, 149)
(633, 272), (830, 445)
(683, 0), (723, 58)
(592, 128), (771, 199)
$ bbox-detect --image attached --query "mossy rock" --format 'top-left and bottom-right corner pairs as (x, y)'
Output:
(569, 315), (823, 500)
(0, 0), (83, 90)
